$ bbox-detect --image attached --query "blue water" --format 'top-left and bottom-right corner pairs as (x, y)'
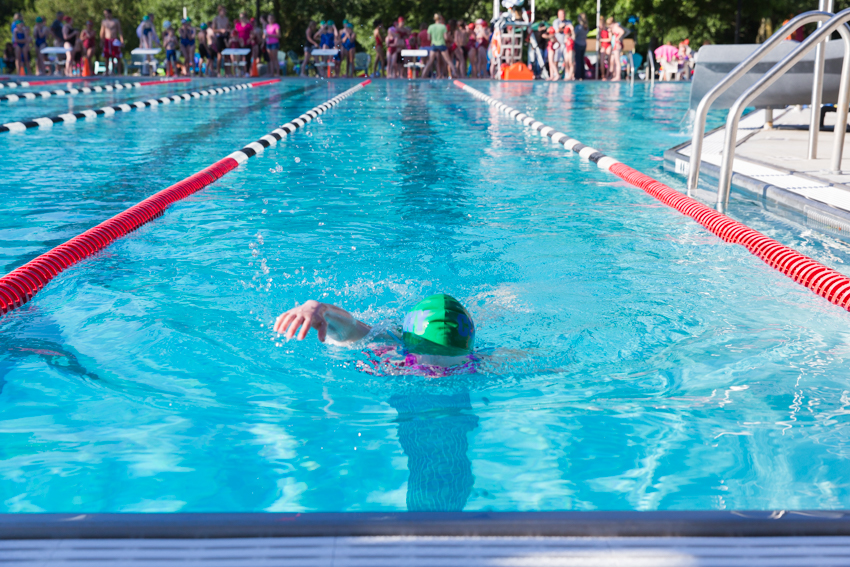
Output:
(2, 79), (850, 513)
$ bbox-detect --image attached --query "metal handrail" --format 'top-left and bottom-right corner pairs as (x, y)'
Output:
(808, 0), (835, 159)
(647, 49), (655, 82)
(687, 11), (834, 194)
(716, 8), (850, 212)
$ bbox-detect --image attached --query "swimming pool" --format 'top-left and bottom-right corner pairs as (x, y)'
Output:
(2, 79), (850, 513)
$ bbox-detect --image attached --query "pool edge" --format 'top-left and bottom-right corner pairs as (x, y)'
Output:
(2, 511), (850, 538)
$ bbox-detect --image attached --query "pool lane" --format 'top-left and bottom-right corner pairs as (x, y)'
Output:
(2, 81), (850, 515)
(0, 80), (216, 122)
(0, 80), (337, 275)
(453, 81), (850, 312)
(0, 80), (371, 314)
(0, 80), (284, 127)
(0, 80), (279, 134)
(0, 78), (191, 103)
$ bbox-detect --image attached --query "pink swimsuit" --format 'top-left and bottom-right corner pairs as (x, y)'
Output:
(358, 344), (476, 377)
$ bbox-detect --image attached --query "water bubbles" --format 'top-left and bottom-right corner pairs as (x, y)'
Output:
(318, 222), (325, 226)
(351, 246), (356, 251)
(256, 233), (264, 245)
(295, 157), (301, 163)
(268, 164), (283, 173)
(263, 199), (268, 205)
(261, 209), (267, 214)
(252, 249), (259, 257)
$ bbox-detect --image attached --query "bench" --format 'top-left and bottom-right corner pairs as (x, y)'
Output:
(131, 48), (161, 76)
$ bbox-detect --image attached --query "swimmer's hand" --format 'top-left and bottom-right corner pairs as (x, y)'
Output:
(274, 300), (371, 344)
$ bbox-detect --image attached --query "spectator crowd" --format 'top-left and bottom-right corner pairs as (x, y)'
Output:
(4, 6), (669, 81)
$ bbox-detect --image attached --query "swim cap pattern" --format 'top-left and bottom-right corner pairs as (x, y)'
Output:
(402, 294), (475, 356)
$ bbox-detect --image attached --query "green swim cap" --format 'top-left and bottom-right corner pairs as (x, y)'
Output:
(402, 294), (475, 356)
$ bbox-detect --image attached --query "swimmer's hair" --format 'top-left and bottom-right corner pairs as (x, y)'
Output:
(373, 17), (382, 27)
(420, 22), (427, 30)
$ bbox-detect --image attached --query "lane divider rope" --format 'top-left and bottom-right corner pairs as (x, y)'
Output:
(0, 77), (96, 89)
(1, 78), (191, 103)
(453, 80), (850, 312)
(0, 79), (371, 315)
(0, 78), (281, 134)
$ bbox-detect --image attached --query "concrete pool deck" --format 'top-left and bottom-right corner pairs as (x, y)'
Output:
(664, 107), (850, 234)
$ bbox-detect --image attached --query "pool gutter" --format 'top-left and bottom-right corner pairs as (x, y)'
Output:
(2, 511), (850, 539)
(663, 121), (850, 234)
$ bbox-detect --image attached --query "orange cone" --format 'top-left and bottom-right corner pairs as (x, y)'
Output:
(250, 55), (259, 77)
(82, 57), (90, 76)
(167, 61), (175, 77)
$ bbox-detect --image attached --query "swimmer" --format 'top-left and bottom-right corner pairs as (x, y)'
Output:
(274, 294), (476, 373)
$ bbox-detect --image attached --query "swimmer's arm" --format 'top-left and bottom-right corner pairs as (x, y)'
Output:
(274, 300), (371, 344)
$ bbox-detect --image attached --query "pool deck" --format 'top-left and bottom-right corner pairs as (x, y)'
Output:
(664, 107), (850, 233)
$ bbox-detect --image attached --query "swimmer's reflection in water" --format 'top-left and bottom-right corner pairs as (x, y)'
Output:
(275, 294), (479, 510)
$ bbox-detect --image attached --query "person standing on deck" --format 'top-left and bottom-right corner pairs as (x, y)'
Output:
(264, 14), (280, 77)
(179, 19), (195, 75)
(136, 15), (159, 76)
(33, 17), (49, 75)
(421, 14), (457, 79)
(99, 9), (123, 75)
(372, 20), (386, 77)
(62, 16), (78, 76)
(212, 6), (230, 77)
(50, 12), (64, 47)
(573, 13), (587, 80)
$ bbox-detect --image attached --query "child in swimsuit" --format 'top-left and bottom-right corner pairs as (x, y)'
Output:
(33, 16), (49, 75)
(372, 20), (385, 77)
(598, 16), (611, 79)
(340, 20), (356, 77)
(264, 14), (280, 77)
(179, 18), (195, 75)
(163, 23), (178, 71)
(543, 26), (560, 81)
(386, 26), (398, 78)
(62, 16), (77, 76)
(275, 294), (477, 377)
(12, 19), (30, 75)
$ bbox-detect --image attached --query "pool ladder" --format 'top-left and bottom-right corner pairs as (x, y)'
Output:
(687, 3), (850, 213)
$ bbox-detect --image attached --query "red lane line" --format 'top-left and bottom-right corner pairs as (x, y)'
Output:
(0, 158), (238, 314)
(138, 78), (192, 87)
(455, 80), (850, 312)
(0, 79), (367, 315)
(24, 78), (90, 86)
(249, 78), (282, 88)
(607, 162), (850, 311)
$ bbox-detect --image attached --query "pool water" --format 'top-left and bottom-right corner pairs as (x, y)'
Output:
(2, 79), (850, 513)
